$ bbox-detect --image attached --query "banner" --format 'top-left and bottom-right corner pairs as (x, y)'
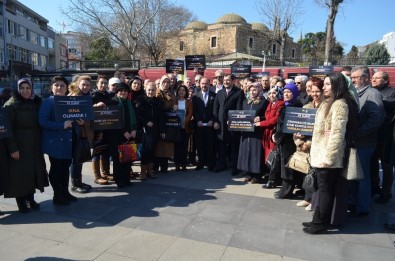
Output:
(0, 108), (12, 139)
(92, 106), (123, 130)
(309, 65), (334, 79)
(282, 107), (317, 136)
(164, 110), (185, 128)
(54, 96), (94, 122)
(228, 110), (255, 132)
(185, 55), (206, 70)
(165, 59), (185, 74)
(231, 64), (252, 79)
(251, 71), (270, 79)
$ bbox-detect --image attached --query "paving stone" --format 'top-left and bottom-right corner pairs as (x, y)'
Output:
(137, 212), (194, 237)
(342, 241), (395, 261)
(197, 204), (245, 224)
(221, 247), (285, 261)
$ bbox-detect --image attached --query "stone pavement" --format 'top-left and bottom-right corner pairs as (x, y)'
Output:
(1, 161), (395, 261)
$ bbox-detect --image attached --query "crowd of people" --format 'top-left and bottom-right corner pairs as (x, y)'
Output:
(1, 65), (394, 234)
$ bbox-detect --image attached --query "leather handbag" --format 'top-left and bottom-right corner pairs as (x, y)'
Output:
(265, 147), (280, 173)
(342, 147), (364, 180)
(302, 167), (318, 193)
(118, 142), (142, 163)
(286, 151), (310, 174)
(73, 125), (92, 164)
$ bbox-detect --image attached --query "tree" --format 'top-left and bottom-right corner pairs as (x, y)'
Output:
(314, 0), (349, 65)
(364, 43), (390, 65)
(347, 45), (359, 64)
(60, 0), (167, 60)
(85, 34), (120, 61)
(256, 0), (303, 66)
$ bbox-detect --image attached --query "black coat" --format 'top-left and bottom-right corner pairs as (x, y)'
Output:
(195, 90), (216, 123)
(213, 87), (244, 140)
(383, 97), (395, 164)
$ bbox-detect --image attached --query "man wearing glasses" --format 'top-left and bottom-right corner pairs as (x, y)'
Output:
(210, 70), (225, 93)
(349, 66), (384, 216)
(295, 75), (310, 105)
(370, 70), (395, 203)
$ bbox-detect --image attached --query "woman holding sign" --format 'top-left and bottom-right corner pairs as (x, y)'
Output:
(40, 76), (76, 205)
(238, 83), (268, 183)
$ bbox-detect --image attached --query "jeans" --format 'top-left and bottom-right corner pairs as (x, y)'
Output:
(70, 163), (83, 180)
(349, 147), (375, 213)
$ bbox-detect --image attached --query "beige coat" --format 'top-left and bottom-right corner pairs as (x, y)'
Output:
(310, 99), (348, 168)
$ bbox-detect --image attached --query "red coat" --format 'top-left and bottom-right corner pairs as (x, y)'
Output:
(259, 99), (285, 162)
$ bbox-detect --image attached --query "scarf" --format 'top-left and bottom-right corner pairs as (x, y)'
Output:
(118, 97), (137, 131)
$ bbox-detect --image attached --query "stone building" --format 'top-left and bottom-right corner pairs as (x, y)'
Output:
(165, 13), (299, 65)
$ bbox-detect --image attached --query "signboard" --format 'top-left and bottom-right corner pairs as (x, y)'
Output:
(185, 55), (206, 70)
(164, 110), (185, 128)
(0, 108), (12, 139)
(92, 106), (123, 130)
(54, 96), (94, 122)
(231, 64), (251, 79)
(165, 59), (185, 74)
(309, 66), (334, 79)
(251, 71), (270, 79)
(282, 107), (317, 136)
(286, 73), (305, 81)
(228, 110), (255, 132)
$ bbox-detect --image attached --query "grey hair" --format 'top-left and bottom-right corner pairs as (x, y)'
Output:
(352, 66), (370, 79)
(295, 75), (308, 83)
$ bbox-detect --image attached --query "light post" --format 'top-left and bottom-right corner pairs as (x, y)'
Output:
(262, 51), (266, 72)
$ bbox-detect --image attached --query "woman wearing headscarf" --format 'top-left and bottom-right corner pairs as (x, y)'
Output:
(3, 78), (48, 213)
(238, 82), (269, 183)
(272, 83), (303, 199)
(255, 86), (285, 188)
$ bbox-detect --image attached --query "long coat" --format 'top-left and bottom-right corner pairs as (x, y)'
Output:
(4, 94), (48, 198)
(155, 90), (176, 158)
(237, 98), (268, 173)
(0, 138), (8, 196)
(259, 99), (285, 163)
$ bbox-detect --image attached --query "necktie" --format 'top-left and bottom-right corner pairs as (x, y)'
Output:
(204, 92), (208, 105)
(226, 89), (230, 97)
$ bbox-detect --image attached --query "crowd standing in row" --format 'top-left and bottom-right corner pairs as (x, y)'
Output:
(1, 65), (395, 234)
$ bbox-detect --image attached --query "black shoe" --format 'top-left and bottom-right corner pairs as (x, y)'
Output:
(371, 186), (382, 196)
(16, 198), (29, 213)
(181, 165), (187, 171)
(53, 193), (70, 205)
(384, 223), (395, 231)
(302, 221), (313, 228)
(274, 192), (294, 199)
(375, 193), (392, 204)
(262, 180), (276, 189)
(81, 182), (92, 190)
(26, 200), (40, 210)
(303, 225), (328, 235)
(63, 190), (78, 202)
(71, 185), (90, 194)
(195, 165), (204, 171)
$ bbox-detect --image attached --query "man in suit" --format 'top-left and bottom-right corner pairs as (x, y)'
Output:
(210, 70), (225, 93)
(213, 74), (244, 175)
(194, 77), (216, 171)
(295, 75), (311, 105)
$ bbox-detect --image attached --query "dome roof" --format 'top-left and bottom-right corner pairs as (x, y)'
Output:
(251, 22), (269, 31)
(184, 21), (208, 30)
(216, 13), (247, 24)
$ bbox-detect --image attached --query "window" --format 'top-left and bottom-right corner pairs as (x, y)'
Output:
(249, 37), (254, 49)
(19, 48), (29, 63)
(48, 38), (54, 49)
(19, 26), (27, 40)
(40, 35), (46, 47)
(60, 45), (67, 57)
(291, 48), (295, 58)
(7, 44), (17, 60)
(60, 60), (67, 69)
(31, 52), (39, 65)
(211, 36), (217, 48)
(7, 20), (14, 35)
(0, 21), (3, 37)
(40, 55), (47, 67)
(30, 31), (38, 45)
(272, 43), (277, 55)
(179, 41), (185, 51)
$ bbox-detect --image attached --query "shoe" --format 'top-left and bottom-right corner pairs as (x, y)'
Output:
(375, 193), (392, 204)
(53, 192), (70, 205)
(182, 165), (187, 171)
(71, 185), (90, 194)
(94, 178), (109, 185)
(81, 182), (92, 190)
(231, 169), (239, 176)
(16, 198), (29, 213)
(195, 165), (204, 171)
(274, 192), (294, 199)
(296, 200), (310, 207)
(251, 178), (261, 184)
(26, 200), (40, 210)
(244, 176), (252, 182)
(63, 190), (78, 202)
(294, 190), (305, 197)
(302, 221), (313, 228)
(303, 225), (328, 234)
(371, 186), (382, 196)
(262, 180), (276, 189)
(305, 204), (312, 211)
(103, 174), (114, 181)
(384, 223), (395, 231)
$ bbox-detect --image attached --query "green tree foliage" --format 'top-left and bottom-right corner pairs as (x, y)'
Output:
(85, 35), (120, 61)
(364, 44), (390, 65)
(347, 45), (359, 64)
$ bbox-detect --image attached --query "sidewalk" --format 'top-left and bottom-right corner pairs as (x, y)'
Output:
(1, 161), (394, 261)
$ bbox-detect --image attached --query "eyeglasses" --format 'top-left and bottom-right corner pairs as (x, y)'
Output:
(351, 75), (365, 79)
(295, 82), (301, 84)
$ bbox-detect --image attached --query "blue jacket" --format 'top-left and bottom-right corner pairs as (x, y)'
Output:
(39, 96), (73, 159)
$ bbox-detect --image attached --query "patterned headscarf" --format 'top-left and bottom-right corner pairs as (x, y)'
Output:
(270, 86), (284, 101)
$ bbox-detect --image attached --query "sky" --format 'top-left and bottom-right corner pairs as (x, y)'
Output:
(19, 0), (395, 52)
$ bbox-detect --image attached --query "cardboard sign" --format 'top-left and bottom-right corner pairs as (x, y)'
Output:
(231, 64), (251, 79)
(251, 71), (270, 79)
(185, 55), (206, 70)
(228, 110), (255, 132)
(54, 96), (94, 122)
(164, 110), (185, 128)
(165, 59), (185, 74)
(93, 106), (123, 130)
(0, 108), (12, 139)
(282, 107), (317, 136)
(309, 66), (334, 79)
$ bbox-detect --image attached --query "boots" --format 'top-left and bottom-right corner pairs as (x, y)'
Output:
(71, 178), (90, 193)
(100, 158), (113, 181)
(16, 196), (29, 213)
(140, 164), (148, 181)
(62, 189), (78, 202)
(93, 160), (109, 185)
(53, 190), (70, 205)
(147, 163), (157, 179)
(26, 193), (40, 210)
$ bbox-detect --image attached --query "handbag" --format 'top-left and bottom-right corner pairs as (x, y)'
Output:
(141, 127), (154, 152)
(118, 142), (142, 163)
(302, 167), (318, 193)
(73, 125), (92, 164)
(342, 147), (364, 180)
(286, 151), (310, 174)
(265, 147), (280, 173)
